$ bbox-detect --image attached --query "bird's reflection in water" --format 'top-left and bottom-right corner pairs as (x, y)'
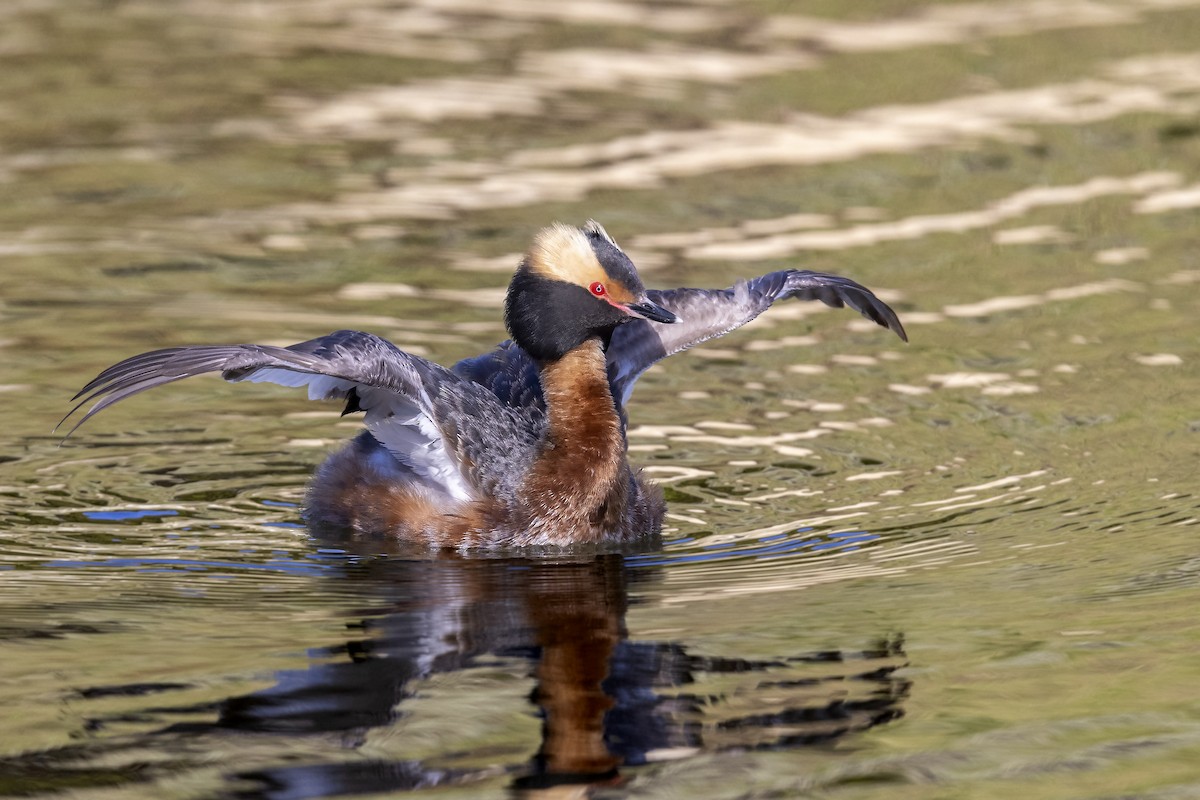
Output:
(222, 536), (910, 799)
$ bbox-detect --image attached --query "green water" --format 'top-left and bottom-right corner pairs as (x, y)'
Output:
(2, 1), (1199, 797)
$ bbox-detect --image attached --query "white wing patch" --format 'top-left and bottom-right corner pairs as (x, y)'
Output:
(230, 367), (475, 502)
(358, 387), (475, 502)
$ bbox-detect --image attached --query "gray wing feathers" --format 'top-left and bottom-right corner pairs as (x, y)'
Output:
(64, 345), (297, 432)
(60, 331), (504, 501)
(607, 269), (906, 406)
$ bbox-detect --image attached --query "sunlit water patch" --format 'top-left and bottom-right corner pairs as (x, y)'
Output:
(5, 411), (1198, 796)
(4, 0), (1200, 796)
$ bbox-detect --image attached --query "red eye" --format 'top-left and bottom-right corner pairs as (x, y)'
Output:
(590, 281), (606, 297)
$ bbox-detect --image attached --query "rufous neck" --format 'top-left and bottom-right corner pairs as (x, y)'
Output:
(525, 338), (626, 520)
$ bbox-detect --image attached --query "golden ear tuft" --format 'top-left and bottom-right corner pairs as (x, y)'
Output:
(528, 222), (604, 284)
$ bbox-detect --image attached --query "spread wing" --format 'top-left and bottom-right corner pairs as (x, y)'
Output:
(607, 269), (907, 407)
(60, 330), (539, 501)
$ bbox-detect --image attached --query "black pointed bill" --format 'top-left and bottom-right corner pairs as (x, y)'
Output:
(623, 299), (680, 324)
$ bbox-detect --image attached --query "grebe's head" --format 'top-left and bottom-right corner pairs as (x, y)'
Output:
(505, 220), (678, 362)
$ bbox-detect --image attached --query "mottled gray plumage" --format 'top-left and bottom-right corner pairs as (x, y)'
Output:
(65, 330), (544, 506)
(62, 223), (906, 545)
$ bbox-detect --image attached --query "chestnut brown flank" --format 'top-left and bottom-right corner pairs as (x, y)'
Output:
(308, 445), (490, 547)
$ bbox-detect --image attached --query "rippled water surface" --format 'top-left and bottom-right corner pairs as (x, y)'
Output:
(3, 1), (1200, 797)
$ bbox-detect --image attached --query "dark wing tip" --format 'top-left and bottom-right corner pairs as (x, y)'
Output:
(864, 294), (908, 343)
(784, 270), (908, 343)
(58, 346), (244, 439)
